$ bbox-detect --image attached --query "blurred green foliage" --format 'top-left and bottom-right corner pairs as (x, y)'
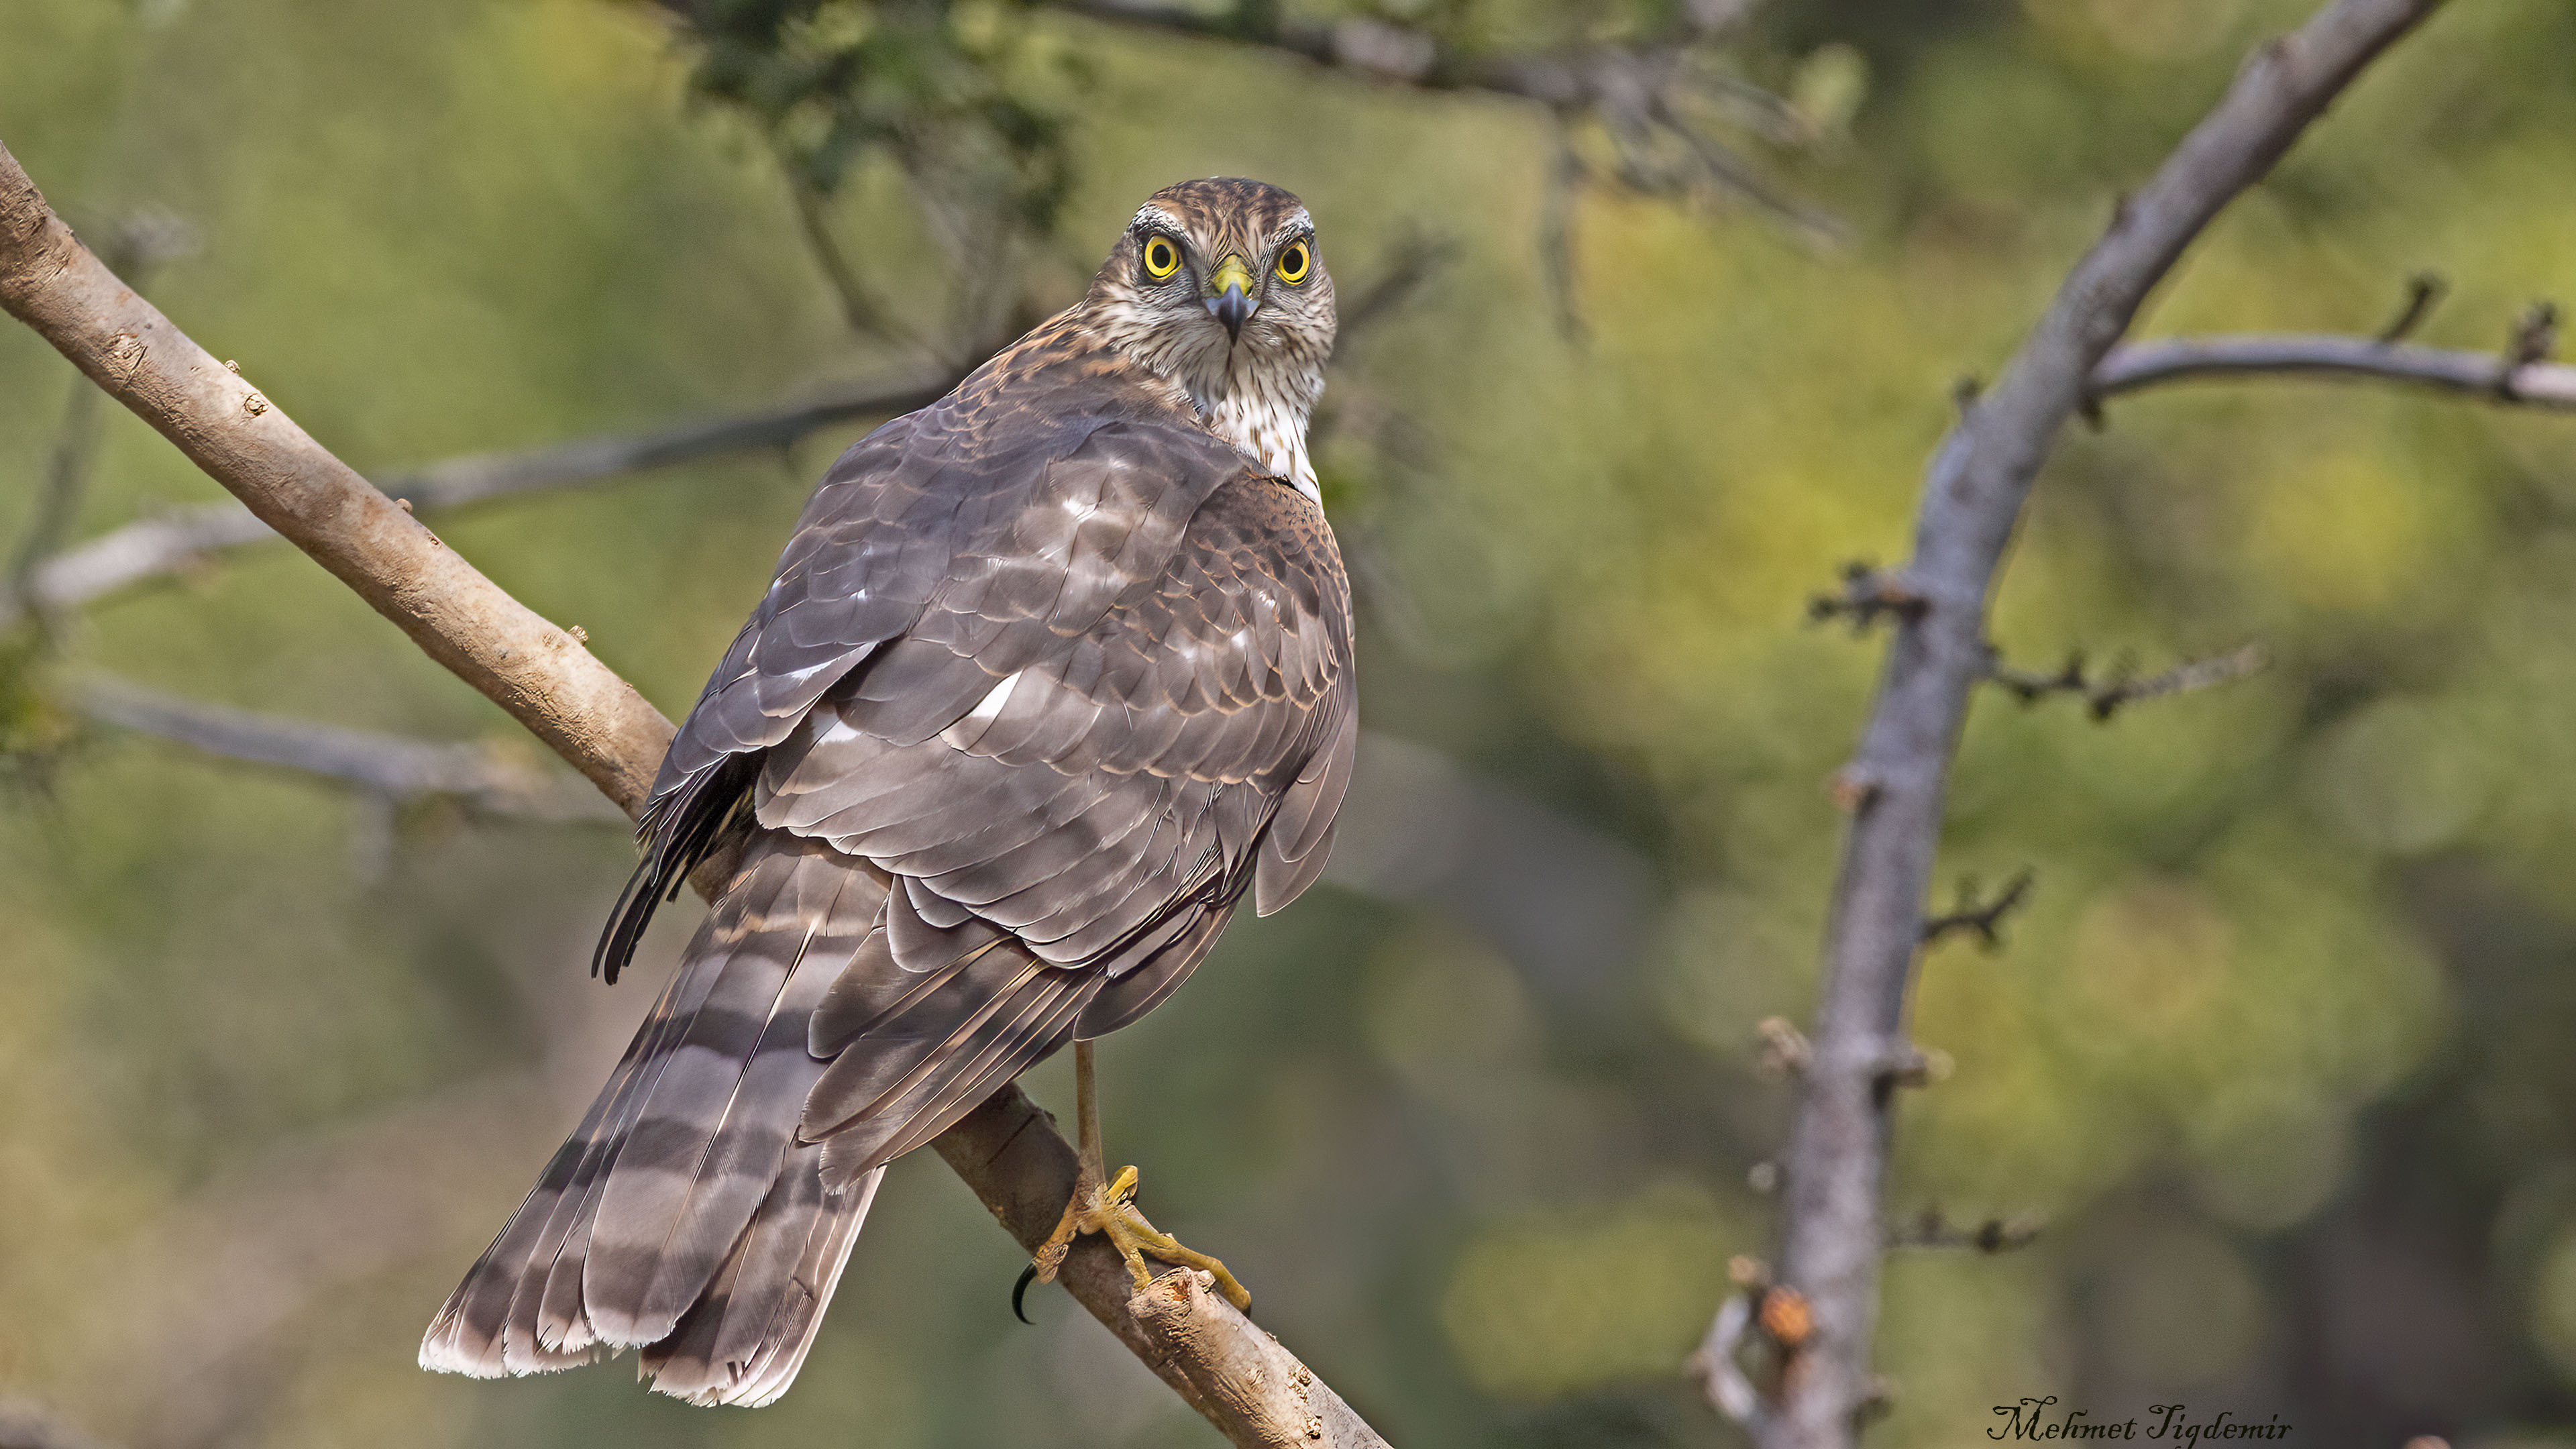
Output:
(5, 0), (2576, 1446)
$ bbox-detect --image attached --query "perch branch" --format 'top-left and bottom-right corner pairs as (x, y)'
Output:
(1741, 4), (2447, 1446)
(0, 140), (1389, 1449)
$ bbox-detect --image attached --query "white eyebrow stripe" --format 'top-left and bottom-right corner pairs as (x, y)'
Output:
(1270, 209), (1313, 243)
(1131, 205), (1185, 233)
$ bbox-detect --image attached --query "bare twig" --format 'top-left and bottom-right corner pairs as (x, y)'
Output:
(3, 371), (960, 631)
(1690, 1289), (1770, 1432)
(1755, 1016), (1811, 1079)
(2374, 271), (2445, 343)
(2094, 333), (2576, 409)
(1748, 5), (2446, 1446)
(0, 138), (1387, 1449)
(1884, 1208), (2041, 1253)
(1688, 1255), (1809, 1434)
(71, 674), (625, 824)
(1806, 561), (1925, 632)
(1917, 869), (2035, 950)
(1982, 641), (2268, 721)
(2504, 300), (2559, 379)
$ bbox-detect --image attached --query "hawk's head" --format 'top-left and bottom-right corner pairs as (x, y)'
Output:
(1089, 178), (1335, 500)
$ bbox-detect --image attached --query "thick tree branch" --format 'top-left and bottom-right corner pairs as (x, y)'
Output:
(1729, 5), (2448, 1446)
(2092, 331), (2576, 409)
(0, 140), (1389, 1449)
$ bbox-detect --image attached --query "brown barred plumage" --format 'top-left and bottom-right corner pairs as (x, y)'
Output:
(423, 179), (1354, 1405)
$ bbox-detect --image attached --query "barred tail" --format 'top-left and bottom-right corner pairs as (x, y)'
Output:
(421, 834), (887, 1405)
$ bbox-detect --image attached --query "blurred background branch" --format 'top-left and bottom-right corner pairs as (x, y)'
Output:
(70, 674), (625, 824)
(2094, 331), (2576, 411)
(1741, 3), (2449, 1446)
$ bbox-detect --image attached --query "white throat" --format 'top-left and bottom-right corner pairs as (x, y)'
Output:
(1187, 357), (1320, 502)
(1098, 303), (1327, 502)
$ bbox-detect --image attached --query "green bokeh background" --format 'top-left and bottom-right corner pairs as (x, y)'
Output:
(5, 1), (2576, 1446)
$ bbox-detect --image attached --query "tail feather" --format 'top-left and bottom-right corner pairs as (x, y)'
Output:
(641, 1159), (883, 1407)
(421, 957), (699, 1377)
(584, 857), (867, 1345)
(423, 835), (887, 1401)
(425, 826), (1128, 1405)
(517, 944), (726, 1364)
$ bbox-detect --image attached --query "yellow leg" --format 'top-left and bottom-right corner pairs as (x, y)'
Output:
(1030, 1040), (1252, 1311)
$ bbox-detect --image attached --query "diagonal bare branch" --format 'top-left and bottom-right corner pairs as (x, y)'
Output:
(1733, 4), (2451, 1446)
(0, 137), (1388, 1449)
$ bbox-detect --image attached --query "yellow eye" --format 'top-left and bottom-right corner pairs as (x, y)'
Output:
(1142, 235), (1181, 280)
(1275, 241), (1311, 284)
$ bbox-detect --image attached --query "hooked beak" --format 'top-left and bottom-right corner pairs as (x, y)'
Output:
(1205, 254), (1256, 341)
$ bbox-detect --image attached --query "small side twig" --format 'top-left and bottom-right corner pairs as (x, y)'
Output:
(1918, 869), (2035, 950)
(1807, 561), (1927, 633)
(1687, 1256), (1808, 1434)
(1756, 1016), (1811, 1079)
(2373, 270), (2445, 343)
(1983, 641), (2267, 720)
(2501, 299), (2561, 396)
(1885, 1208), (2041, 1253)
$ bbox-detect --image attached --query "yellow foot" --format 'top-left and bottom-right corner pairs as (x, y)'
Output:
(1031, 1165), (1252, 1311)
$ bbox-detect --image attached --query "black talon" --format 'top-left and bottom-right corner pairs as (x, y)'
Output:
(1013, 1263), (1041, 1324)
